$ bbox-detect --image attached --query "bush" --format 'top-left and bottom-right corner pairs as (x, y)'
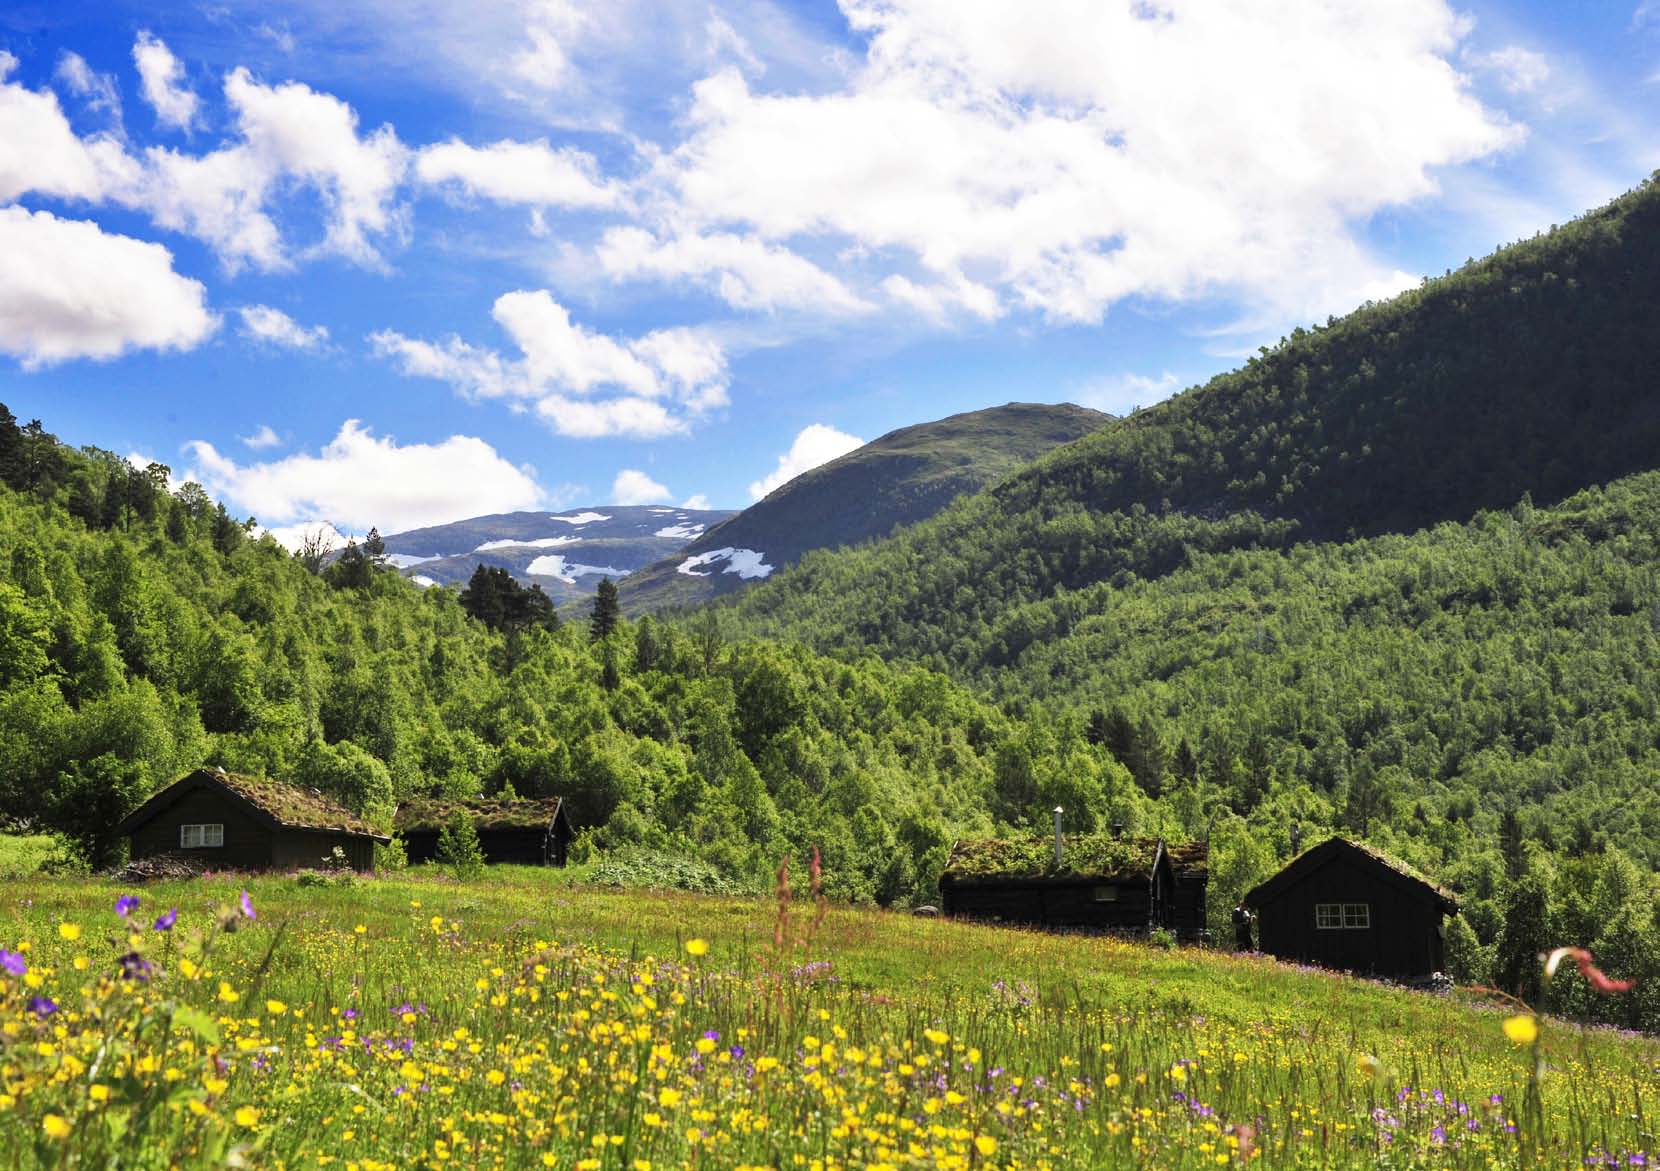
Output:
(436, 812), (485, 879)
(582, 848), (760, 896)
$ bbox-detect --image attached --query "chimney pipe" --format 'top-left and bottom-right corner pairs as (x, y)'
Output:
(1053, 806), (1064, 867)
(1291, 822), (1302, 854)
(1111, 821), (1125, 838)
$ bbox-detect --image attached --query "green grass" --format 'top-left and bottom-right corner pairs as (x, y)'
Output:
(1, 867), (1655, 1169)
(0, 833), (73, 879)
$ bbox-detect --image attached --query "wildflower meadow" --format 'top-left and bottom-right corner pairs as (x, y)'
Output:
(2, 866), (1656, 1170)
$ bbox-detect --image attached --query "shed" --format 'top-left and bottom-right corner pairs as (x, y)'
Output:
(1242, 837), (1457, 979)
(116, 767), (389, 873)
(939, 835), (1178, 932)
(394, 797), (573, 867)
(1162, 840), (1211, 937)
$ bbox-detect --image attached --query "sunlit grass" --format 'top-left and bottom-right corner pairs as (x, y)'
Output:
(1, 867), (1655, 1169)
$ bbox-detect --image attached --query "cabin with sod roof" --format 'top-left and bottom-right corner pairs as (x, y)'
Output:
(116, 767), (389, 873)
(394, 797), (574, 867)
(940, 819), (1204, 934)
(1242, 837), (1458, 979)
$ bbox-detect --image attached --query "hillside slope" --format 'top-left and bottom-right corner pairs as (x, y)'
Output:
(725, 177), (1660, 671)
(381, 505), (736, 602)
(619, 402), (1105, 612)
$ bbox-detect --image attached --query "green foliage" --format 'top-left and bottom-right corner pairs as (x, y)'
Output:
(580, 847), (761, 895)
(434, 811), (485, 879)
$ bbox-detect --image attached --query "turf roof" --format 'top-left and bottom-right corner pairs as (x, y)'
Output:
(942, 835), (1165, 881)
(394, 797), (567, 833)
(118, 768), (388, 840)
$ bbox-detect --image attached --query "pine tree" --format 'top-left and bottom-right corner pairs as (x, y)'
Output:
(590, 577), (620, 642)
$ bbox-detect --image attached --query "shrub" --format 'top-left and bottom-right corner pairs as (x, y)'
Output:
(436, 812), (485, 879)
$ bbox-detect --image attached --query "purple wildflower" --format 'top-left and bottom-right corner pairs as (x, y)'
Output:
(1431, 1126), (1446, 1145)
(28, 996), (56, 1017)
(115, 894), (140, 918)
(730, 1045), (745, 1060)
(0, 949), (25, 977)
(239, 890), (256, 920)
(342, 1008), (359, 1021)
(153, 908), (177, 932)
(117, 952), (152, 981)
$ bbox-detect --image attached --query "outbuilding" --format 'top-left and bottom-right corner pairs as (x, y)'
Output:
(1242, 837), (1457, 979)
(940, 833), (1193, 934)
(394, 797), (573, 867)
(117, 767), (389, 873)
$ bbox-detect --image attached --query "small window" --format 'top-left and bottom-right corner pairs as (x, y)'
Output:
(1316, 902), (1370, 929)
(1092, 885), (1120, 903)
(180, 823), (224, 848)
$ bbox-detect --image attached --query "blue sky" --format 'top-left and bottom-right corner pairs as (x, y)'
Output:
(1, 0), (1657, 544)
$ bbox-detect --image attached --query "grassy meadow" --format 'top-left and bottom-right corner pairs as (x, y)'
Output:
(1, 866), (1655, 1170)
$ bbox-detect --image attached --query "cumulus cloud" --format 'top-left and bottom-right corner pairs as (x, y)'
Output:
(0, 68), (139, 203)
(369, 290), (729, 439)
(237, 304), (329, 350)
(611, 468), (671, 505)
(597, 226), (871, 314)
(133, 31), (200, 130)
(240, 424), (283, 449)
(681, 493), (712, 509)
(416, 137), (618, 207)
(0, 206), (217, 369)
(643, 0), (1522, 327)
(55, 52), (123, 122)
(184, 419), (545, 534)
(748, 423), (862, 500)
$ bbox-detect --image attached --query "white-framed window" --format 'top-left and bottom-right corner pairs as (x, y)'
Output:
(180, 823), (224, 848)
(1316, 902), (1371, 929)
(1092, 885), (1120, 903)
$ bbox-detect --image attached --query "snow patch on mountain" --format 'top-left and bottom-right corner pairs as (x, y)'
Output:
(472, 536), (580, 552)
(411, 575), (438, 589)
(551, 511), (611, 525)
(385, 553), (442, 568)
(527, 554), (629, 583)
(676, 548), (773, 580)
(655, 523), (705, 539)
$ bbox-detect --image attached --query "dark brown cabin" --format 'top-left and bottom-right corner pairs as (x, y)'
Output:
(940, 835), (1180, 933)
(1242, 837), (1457, 979)
(394, 798), (573, 867)
(117, 767), (389, 873)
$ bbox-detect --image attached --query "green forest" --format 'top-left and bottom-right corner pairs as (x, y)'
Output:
(10, 178), (1660, 1037)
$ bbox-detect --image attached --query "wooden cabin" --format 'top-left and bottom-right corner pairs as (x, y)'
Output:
(1162, 840), (1210, 938)
(1242, 837), (1457, 979)
(394, 797), (573, 867)
(117, 767), (389, 873)
(940, 834), (1185, 933)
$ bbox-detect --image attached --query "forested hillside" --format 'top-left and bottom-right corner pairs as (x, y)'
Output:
(727, 176), (1660, 668)
(0, 404), (1176, 907)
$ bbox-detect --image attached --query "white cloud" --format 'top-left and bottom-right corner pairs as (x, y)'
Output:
(1072, 370), (1183, 416)
(260, 520), (355, 553)
(240, 424), (283, 449)
(134, 67), (408, 272)
(645, 1), (1522, 327)
(748, 422), (863, 500)
(597, 226), (871, 314)
(133, 31), (200, 131)
(681, 493), (711, 509)
(507, 0), (588, 95)
(185, 419), (545, 534)
(0, 68), (139, 203)
(0, 206), (217, 369)
(1470, 46), (1551, 95)
(612, 468), (672, 505)
(55, 52), (123, 122)
(237, 304), (329, 350)
(416, 137), (618, 207)
(370, 290), (729, 439)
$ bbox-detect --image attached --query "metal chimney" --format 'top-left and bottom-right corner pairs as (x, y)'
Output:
(1290, 822), (1303, 854)
(1053, 806), (1065, 867)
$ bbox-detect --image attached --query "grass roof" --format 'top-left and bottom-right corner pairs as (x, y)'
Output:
(394, 797), (565, 834)
(194, 769), (387, 839)
(942, 835), (1163, 881)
